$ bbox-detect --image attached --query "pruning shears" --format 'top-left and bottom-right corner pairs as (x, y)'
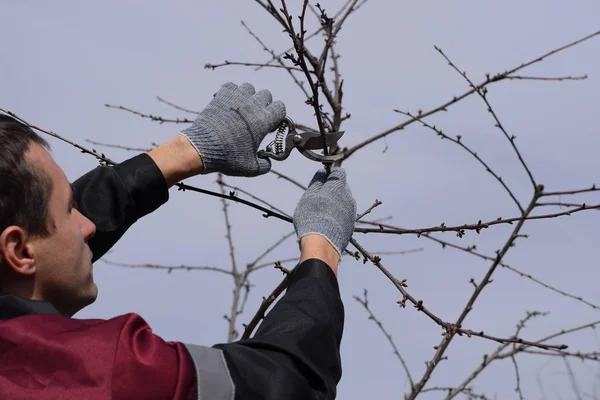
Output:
(257, 117), (345, 163)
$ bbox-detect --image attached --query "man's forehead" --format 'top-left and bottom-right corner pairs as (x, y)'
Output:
(25, 142), (68, 188)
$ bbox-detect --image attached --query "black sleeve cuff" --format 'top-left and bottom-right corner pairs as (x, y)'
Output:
(112, 153), (169, 219)
(75, 153), (169, 262)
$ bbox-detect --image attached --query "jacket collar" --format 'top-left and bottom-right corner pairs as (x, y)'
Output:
(0, 295), (61, 321)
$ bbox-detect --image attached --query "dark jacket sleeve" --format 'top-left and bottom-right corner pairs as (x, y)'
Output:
(213, 259), (344, 400)
(72, 154), (169, 262)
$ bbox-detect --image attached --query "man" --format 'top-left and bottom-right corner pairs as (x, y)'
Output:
(0, 82), (356, 399)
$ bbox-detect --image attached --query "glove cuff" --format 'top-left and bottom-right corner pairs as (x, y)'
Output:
(296, 218), (348, 257)
(180, 127), (228, 175)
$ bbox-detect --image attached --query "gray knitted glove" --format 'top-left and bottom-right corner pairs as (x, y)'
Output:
(293, 167), (357, 257)
(180, 82), (286, 176)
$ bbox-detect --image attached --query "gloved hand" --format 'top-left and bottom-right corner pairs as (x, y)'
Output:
(293, 167), (357, 258)
(180, 82), (286, 177)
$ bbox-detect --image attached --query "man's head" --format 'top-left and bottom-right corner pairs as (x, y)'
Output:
(0, 115), (96, 316)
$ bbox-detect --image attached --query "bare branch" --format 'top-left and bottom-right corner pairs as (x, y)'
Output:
(564, 357), (584, 400)
(217, 174), (243, 342)
(270, 169), (307, 190)
(446, 311), (549, 400)
(100, 259), (233, 276)
(240, 20), (311, 98)
(256, 0), (358, 69)
(395, 110), (524, 213)
(409, 195), (539, 399)
(1, 109), (118, 166)
(344, 29), (600, 158)
(505, 74), (588, 81)
(104, 104), (193, 124)
(356, 199), (382, 221)
(218, 180), (291, 218)
(355, 203), (599, 236)
(247, 232), (296, 271)
(280, 0), (332, 171)
(354, 289), (415, 391)
(85, 139), (153, 152)
(511, 356), (525, 400)
(523, 349), (600, 362)
(252, 257), (299, 271)
(435, 46), (538, 189)
(205, 60), (306, 72)
(453, 327), (567, 351)
(536, 202), (597, 209)
(541, 185), (598, 197)
(363, 219), (600, 310)
(156, 96), (200, 115)
(241, 264), (293, 339)
(177, 183), (293, 223)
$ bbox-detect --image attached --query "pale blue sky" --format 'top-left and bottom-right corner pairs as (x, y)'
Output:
(2, 1), (599, 398)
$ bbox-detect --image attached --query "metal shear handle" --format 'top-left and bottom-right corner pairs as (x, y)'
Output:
(257, 117), (345, 163)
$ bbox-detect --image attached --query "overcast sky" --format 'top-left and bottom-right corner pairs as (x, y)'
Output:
(2, 1), (599, 398)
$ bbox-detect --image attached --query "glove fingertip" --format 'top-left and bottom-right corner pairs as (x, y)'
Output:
(239, 82), (257, 96)
(308, 169), (327, 187)
(268, 100), (287, 121)
(254, 89), (273, 106)
(219, 82), (238, 94)
(257, 157), (272, 175)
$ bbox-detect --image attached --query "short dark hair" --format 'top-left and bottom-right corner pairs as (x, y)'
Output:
(0, 114), (53, 238)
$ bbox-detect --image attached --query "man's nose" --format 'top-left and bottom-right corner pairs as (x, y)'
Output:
(75, 209), (96, 241)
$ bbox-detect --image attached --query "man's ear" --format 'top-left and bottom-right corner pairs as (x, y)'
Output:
(0, 226), (36, 276)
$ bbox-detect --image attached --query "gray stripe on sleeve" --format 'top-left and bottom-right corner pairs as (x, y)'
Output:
(183, 343), (235, 400)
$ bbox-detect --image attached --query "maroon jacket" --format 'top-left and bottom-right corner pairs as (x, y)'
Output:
(0, 154), (344, 399)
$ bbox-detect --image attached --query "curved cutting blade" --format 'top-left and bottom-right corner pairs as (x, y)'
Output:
(300, 130), (345, 150)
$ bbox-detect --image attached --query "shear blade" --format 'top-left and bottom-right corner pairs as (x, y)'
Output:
(301, 130), (345, 150)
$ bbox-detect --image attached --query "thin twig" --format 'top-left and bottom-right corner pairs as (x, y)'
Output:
(104, 104), (193, 124)
(205, 60), (306, 72)
(256, 0), (357, 69)
(156, 96), (200, 115)
(354, 289), (415, 391)
(446, 311), (548, 400)
(251, 257), (299, 271)
(541, 185), (598, 197)
(219, 180), (291, 218)
(536, 202), (597, 209)
(241, 265), (294, 339)
(395, 110), (524, 213)
(177, 183), (293, 223)
(511, 356), (525, 400)
(100, 259), (233, 276)
(217, 174), (243, 342)
(1, 109), (118, 165)
(246, 232), (296, 271)
(240, 20), (310, 98)
(344, 29), (600, 158)
(85, 139), (153, 152)
(454, 328), (567, 351)
(505, 74), (588, 81)
(362, 219), (600, 310)
(355, 203), (599, 236)
(253, 248), (424, 272)
(523, 349), (600, 362)
(356, 199), (382, 221)
(434, 46), (537, 189)
(270, 169), (307, 190)
(564, 357), (585, 400)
